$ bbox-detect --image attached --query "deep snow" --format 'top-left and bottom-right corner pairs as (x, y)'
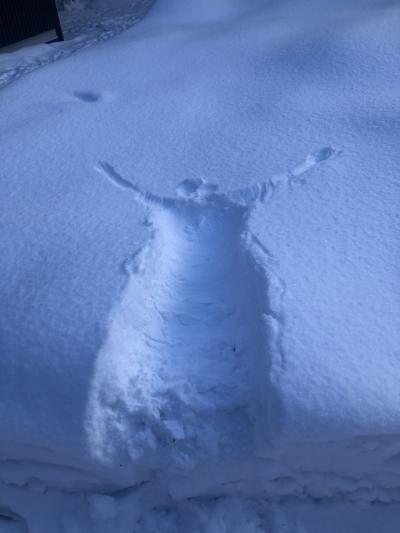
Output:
(0, 0), (400, 530)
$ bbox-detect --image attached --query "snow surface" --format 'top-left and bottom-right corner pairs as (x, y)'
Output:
(0, 0), (153, 90)
(0, 0), (400, 529)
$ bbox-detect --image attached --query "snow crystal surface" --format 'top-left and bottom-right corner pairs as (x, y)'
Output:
(0, 0), (400, 529)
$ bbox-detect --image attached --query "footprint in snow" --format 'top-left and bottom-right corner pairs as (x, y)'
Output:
(85, 146), (341, 477)
(73, 90), (102, 103)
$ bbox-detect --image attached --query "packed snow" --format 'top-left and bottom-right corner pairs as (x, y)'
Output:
(0, 0), (400, 530)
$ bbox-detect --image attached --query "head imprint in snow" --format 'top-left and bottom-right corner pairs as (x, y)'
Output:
(175, 179), (219, 201)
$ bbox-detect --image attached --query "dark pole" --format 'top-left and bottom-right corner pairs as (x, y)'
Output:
(50, 0), (64, 42)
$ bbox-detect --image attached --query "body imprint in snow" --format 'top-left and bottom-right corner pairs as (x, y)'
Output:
(85, 147), (340, 476)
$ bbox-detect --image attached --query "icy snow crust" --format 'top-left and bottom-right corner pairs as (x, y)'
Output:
(1, 0), (400, 529)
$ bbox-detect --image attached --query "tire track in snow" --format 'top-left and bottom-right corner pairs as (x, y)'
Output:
(85, 147), (340, 483)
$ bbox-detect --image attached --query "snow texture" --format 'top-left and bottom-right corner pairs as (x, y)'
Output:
(0, 0), (153, 90)
(0, 0), (400, 529)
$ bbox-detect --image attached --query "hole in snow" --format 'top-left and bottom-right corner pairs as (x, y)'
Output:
(74, 91), (101, 103)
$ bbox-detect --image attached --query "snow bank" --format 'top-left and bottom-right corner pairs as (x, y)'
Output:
(0, 0), (400, 528)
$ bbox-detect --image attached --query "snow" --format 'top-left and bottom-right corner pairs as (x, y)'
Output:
(0, 0), (400, 529)
(0, 0), (153, 89)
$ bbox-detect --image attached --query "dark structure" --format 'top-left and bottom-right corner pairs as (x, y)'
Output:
(0, 0), (63, 50)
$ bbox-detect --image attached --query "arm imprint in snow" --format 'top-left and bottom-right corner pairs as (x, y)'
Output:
(230, 145), (341, 205)
(95, 145), (341, 210)
(95, 161), (174, 209)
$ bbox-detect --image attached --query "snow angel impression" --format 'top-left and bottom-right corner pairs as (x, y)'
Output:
(85, 147), (339, 483)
